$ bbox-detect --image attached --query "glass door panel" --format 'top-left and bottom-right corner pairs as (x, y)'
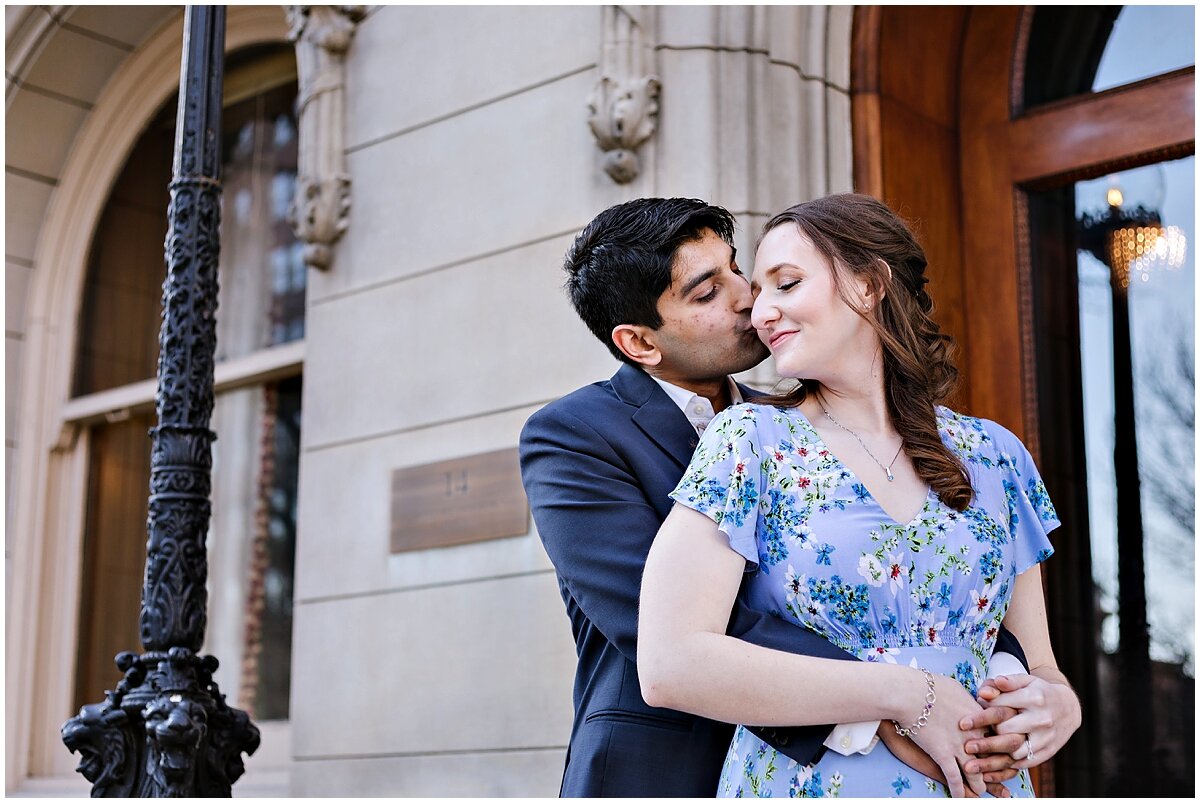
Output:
(1028, 155), (1194, 796)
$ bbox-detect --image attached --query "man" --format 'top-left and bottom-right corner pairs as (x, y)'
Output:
(520, 198), (1028, 796)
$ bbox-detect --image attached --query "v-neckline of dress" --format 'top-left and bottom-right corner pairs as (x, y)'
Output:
(785, 406), (935, 529)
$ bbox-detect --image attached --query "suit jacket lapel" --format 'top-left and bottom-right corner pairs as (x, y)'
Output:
(611, 364), (699, 471)
(737, 381), (765, 402)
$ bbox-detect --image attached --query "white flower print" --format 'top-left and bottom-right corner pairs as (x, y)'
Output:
(784, 565), (807, 604)
(858, 553), (886, 587)
(969, 580), (1002, 622)
(864, 645), (900, 663)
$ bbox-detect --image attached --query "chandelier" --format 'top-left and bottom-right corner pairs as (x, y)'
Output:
(1078, 186), (1187, 290)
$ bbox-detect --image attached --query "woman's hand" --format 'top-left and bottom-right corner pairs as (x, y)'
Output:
(879, 723), (1012, 798)
(959, 672), (1081, 771)
(900, 670), (988, 798)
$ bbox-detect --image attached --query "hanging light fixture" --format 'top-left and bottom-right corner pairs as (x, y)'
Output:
(1078, 177), (1187, 290)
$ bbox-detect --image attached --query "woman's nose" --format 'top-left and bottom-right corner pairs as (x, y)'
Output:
(751, 294), (777, 329)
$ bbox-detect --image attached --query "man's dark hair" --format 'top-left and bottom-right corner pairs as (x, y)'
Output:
(563, 197), (736, 364)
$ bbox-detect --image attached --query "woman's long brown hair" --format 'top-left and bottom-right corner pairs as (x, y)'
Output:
(761, 194), (973, 510)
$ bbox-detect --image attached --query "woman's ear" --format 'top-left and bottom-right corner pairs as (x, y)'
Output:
(612, 324), (663, 367)
(865, 258), (892, 310)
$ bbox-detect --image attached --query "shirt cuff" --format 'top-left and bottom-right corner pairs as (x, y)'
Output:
(824, 720), (880, 756)
(986, 651), (1027, 679)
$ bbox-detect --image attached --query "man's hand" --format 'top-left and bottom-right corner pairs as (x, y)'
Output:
(878, 723), (1012, 798)
(959, 683), (1022, 783)
(960, 673), (1081, 771)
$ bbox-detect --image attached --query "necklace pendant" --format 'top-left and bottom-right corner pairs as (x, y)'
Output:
(886, 468), (895, 482)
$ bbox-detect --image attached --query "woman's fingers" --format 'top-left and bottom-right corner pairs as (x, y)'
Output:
(989, 674), (1035, 692)
(978, 685), (1044, 714)
(965, 731), (1025, 760)
(960, 703), (1017, 731)
(935, 754), (966, 798)
(992, 710), (1046, 737)
(961, 761), (986, 797)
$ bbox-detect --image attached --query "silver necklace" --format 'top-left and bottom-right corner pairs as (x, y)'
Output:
(820, 405), (904, 482)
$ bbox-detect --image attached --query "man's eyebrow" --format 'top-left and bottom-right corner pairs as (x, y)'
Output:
(679, 267), (721, 297)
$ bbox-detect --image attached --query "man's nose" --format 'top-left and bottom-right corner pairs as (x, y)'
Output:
(732, 277), (755, 313)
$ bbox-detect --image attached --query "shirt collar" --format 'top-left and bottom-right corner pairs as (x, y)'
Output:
(650, 376), (744, 434)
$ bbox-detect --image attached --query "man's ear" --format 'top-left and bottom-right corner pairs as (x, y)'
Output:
(612, 324), (662, 367)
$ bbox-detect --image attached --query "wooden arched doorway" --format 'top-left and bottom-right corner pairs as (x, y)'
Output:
(852, 6), (1195, 797)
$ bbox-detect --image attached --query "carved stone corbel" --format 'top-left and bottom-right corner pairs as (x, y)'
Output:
(587, 6), (660, 184)
(285, 5), (366, 271)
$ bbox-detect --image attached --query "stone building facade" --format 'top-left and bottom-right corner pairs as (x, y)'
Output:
(5, 6), (853, 795)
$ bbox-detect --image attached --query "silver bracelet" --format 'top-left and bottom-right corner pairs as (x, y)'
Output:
(893, 667), (937, 738)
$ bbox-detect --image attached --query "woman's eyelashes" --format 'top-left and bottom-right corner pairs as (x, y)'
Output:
(778, 278), (801, 291)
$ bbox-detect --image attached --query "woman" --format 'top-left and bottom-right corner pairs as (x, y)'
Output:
(638, 194), (1081, 797)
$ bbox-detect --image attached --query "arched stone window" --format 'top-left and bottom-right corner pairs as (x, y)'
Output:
(70, 43), (302, 724)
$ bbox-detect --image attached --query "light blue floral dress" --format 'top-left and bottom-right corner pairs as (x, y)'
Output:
(669, 404), (1058, 798)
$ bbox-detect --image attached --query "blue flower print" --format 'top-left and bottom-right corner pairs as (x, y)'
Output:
(828, 576), (871, 626)
(799, 771), (826, 797)
(880, 608), (898, 634)
(679, 405), (1054, 797)
(913, 589), (933, 616)
(979, 548), (1004, 582)
(1027, 478), (1058, 522)
(963, 506), (1009, 547)
(935, 582), (952, 608)
(1036, 547), (1053, 562)
(954, 661), (979, 696)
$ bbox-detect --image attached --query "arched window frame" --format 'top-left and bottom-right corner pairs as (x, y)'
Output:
(7, 7), (297, 787)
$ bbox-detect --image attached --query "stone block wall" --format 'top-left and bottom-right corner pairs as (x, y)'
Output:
(288, 5), (852, 795)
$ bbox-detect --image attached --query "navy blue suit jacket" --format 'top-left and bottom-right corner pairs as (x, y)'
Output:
(519, 364), (1026, 797)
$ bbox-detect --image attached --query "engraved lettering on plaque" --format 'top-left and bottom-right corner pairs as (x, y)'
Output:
(390, 447), (528, 553)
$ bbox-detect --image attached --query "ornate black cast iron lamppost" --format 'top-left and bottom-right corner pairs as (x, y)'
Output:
(61, 7), (260, 796)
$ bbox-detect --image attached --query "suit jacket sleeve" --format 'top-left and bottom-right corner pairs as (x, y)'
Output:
(521, 404), (677, 661)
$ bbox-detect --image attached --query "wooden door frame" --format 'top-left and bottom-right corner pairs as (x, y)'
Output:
(852, 5), (1194, 441)
(852, 4), (1196, 796)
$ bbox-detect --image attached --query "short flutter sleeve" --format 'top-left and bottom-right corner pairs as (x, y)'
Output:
(669, 404), (764, 568)
(987, 421), (1060, 575)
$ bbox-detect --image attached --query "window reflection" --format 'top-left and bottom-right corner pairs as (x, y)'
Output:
(1073, 155), (1194, 795)
(1076, 158), (1194, 675)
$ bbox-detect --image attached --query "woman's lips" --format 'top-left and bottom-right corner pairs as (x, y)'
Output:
(768, 330), (797, 349)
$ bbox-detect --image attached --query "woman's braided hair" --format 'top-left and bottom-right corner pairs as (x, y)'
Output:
(762, 194), (973, 510)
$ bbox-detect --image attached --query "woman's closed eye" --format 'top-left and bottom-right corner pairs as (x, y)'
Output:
(779, 279), (801, 291)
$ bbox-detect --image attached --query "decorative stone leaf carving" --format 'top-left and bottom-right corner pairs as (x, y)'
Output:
(588, 6), (659, 184)
(285, 6), (366, 270)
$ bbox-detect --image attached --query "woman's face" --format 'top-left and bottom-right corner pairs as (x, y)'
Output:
(751, 223), (878, 384)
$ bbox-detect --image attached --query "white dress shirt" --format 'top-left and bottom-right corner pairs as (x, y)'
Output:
(651, 375), (1028, 756)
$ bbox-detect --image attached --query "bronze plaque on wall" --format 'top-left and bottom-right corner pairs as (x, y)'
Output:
(390, 447), (529, 553)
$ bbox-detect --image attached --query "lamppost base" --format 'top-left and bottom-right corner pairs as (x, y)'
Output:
(62, 647), (259, 797)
